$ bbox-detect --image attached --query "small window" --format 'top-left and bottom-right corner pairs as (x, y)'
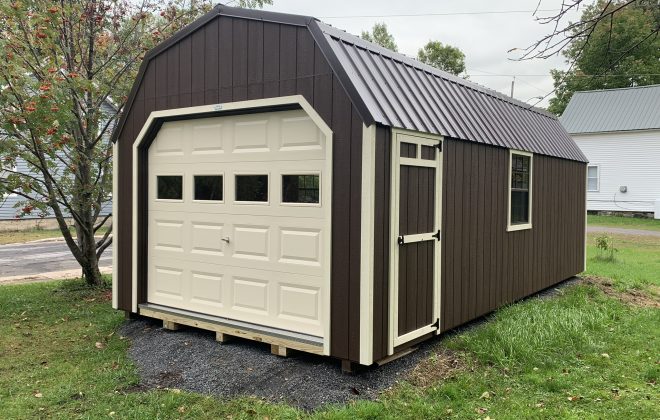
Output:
(508, 151), (532, 231)
(194, 175), (223, 201)
(282, 175), (320, 204)
(587, 165), (599, 192)
(235, 175), (268, 202)
(157, 175), (183, 200)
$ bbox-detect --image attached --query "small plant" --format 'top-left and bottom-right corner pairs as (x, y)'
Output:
(594, 235), (618, 262)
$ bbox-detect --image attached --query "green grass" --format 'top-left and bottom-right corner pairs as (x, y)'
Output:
(1, 230), (658, 419)
(588, 214), (660, 232)
(0, 226), (110, 245)
(585, 233), (660, 291)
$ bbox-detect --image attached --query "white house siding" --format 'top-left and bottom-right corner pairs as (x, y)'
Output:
(573, 129), (660, 213)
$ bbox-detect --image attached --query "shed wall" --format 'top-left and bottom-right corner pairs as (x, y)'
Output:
(116, 16), (363, 361)
(373, 137), (586, 360)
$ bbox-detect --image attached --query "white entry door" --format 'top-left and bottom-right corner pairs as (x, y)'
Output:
(147, 109), (331, 339)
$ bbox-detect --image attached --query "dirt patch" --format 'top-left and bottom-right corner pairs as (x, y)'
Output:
(407, 347), (467, 388)
(583, 276), (660, 308)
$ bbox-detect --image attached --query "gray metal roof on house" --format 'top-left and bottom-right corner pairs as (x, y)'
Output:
(561, 85), (660, 134)
(113, 5), (587, 162)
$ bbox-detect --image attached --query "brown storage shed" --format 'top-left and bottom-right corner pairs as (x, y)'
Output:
(111, 5), (587, 369)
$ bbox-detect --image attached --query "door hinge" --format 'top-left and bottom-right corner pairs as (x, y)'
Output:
(432, 230), (441, 241)
(436, 142), (442, 152)
(432, 318), (440, 328)
(397, 235), (405, 245)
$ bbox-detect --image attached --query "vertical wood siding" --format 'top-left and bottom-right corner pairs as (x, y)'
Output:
(373, 137), (586, 360)
(116, 16), (363, 361)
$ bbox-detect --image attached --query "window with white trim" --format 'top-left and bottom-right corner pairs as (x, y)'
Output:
(587, 165), (599, 192)
(508, 150), (532, 231)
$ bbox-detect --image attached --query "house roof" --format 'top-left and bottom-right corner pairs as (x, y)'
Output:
(113, 5), (587, 162)
(561, 85), (660, 134)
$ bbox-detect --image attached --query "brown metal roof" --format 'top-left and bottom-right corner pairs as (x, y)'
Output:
(313, 21), (587, 162)
(113, 5), (587, 163)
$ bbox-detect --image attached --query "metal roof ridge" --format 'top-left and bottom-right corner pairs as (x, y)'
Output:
(573, 84), (660, 94)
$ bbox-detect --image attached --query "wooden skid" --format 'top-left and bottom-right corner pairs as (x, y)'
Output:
(139, 307), (324, 356)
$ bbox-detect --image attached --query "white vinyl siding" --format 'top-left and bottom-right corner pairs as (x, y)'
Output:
(573, 129), (660, 213)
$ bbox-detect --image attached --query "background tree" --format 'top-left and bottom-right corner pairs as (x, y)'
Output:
(361, 22), (398, 51)
(417, 41), (466, 75)
(0, 0), (268, 286)
(513, 0), (659, 114)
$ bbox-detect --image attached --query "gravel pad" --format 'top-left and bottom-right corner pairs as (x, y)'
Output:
(120, 318), (438, 410)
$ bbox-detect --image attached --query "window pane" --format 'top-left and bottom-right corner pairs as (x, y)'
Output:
(194, 175), (223, 201)
(235, 175), (268, 202)
(511, 191), (529, 224)
(282, 175), (320, 203)
(587, 166), (598, 178)
(400, 142), (417, 158)
(157, 176), (183, 200)
(588, 177), (598, 191)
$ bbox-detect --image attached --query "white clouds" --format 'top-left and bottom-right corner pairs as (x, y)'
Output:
(263, 0), (583, 107)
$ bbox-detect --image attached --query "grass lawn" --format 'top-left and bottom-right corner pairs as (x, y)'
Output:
(1, 225), (658, 418)
(0, 227), (110, 245)
(588, 214), (660, 232)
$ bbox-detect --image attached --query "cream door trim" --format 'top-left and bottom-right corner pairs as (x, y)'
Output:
(359, 123), (376, 365)
(112, 140), (118, 310)
(388, 128), (443, 355)
(131, 96), (333, 355)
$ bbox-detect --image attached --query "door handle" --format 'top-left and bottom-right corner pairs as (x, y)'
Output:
(221, 236), (231, 244)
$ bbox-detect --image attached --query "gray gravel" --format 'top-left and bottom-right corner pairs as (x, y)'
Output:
(120, 277), (579, 410)
(120, 318), (442, 410)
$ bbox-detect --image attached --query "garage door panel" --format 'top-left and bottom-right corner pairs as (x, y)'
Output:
(190, 222), (225, 256)
(147, 108), (329, 339)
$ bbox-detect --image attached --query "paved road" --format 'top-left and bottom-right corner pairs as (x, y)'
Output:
(0, 240), (112, 278)
(587, 226), (660, 237)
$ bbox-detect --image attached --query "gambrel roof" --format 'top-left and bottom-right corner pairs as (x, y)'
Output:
(113, 4), (587, 162)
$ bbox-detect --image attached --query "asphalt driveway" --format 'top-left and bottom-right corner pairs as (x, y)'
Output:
(0, 239), (112, 283)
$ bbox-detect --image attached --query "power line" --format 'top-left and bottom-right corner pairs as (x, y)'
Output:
(319, 9), (561, 19)
(466, 72), (660, 77)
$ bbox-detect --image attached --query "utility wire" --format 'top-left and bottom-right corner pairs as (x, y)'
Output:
(319, 9), (561, 19)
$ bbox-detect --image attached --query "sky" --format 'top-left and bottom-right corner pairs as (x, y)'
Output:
(260, 0), (585, 108)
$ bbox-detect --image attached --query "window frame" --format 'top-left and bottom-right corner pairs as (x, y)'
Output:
(280, 171), (322, 207)
(192, 173), (225, 203)
(587, 164), (599, 192)
(507, 149), (533, 232)
(155, 174), (185, 202)
(234, 172), (270, 205)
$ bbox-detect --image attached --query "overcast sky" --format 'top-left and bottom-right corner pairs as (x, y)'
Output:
(261, 0), (584, 108)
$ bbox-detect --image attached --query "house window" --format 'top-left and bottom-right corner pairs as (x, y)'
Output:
(235, 175), (268, 202)
(587, 165), (599, 192)
(508, 150), (532, 231)
(194, 175), (223, 201)
(157, 175), (183, 200)
(282, 175), (320, 204)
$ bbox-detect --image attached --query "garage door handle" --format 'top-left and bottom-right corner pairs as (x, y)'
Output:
(221, 236), (231, 244)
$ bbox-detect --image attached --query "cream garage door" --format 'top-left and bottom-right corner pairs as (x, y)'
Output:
(147, 109), (331, 339)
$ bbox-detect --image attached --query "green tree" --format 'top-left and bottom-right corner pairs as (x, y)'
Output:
(361, 22), (398, 51)
(548, 1), (660, 115)
(417, 41), (466, 75)
(0, 1), (216, 286)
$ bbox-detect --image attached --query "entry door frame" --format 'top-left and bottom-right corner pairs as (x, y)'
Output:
(388, 128), (443, 355)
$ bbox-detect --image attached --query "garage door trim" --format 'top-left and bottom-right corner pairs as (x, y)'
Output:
(131, 95), (334, 355)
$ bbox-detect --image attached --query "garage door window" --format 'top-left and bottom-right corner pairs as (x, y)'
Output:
(194, 175), (223, 201)
(157, 175), (183, 200)
(235, 175), (268, 202)
(282, 174), (320, 204)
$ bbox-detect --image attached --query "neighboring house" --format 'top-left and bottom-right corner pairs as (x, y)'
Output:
(561, 85), (660, 218)
(0, 100), (115, 222)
